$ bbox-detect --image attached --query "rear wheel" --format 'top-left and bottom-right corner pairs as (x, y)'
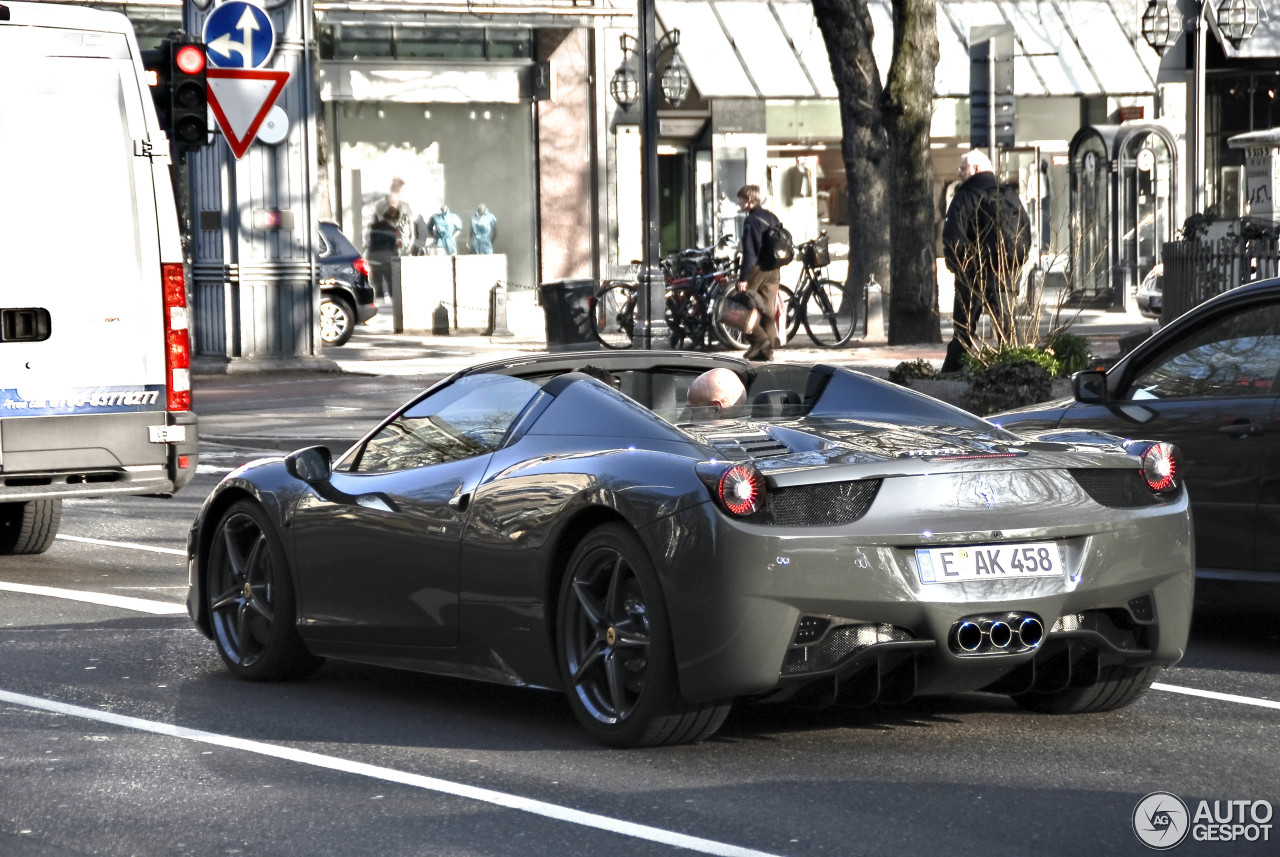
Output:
(0, 499), (61, 555)
(207, 500), (323, 681)
(591, 283), (636, 349)
(557, 524), (731, 747)
(319, 294), (356, 347)
(1013, 664), (1161, 714)
(802, 279), (857, 347)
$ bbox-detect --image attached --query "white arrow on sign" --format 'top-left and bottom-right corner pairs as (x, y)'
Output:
(207, 67), (289, 159)
(207, 7), (260, 66)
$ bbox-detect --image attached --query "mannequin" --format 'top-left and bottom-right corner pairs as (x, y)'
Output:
(470, 203), (497, 254)
(429, 205), (463, 256)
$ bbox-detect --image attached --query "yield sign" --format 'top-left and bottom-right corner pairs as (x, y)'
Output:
(207, 67), (289, 159)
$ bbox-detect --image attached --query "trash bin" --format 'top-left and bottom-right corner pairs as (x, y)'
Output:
(538, 278), (599, 351)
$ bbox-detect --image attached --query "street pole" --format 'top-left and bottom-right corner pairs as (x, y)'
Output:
(634, 0), (669, 350)
(1192, 0), (1208, 215)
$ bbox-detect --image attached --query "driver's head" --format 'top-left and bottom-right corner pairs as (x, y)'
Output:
(688, 368), (747, 410)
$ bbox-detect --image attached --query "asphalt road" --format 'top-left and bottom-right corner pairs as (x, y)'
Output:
(2, 429), (1278, 856)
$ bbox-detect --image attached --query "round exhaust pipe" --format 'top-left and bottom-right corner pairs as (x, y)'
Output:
(986, 620), (1013, 649)
(956, 621), (983, 652)
(1017, 616), (1045, 648)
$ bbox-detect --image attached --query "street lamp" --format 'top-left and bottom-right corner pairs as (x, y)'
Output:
(1142, 0), (1261, 213)
(608, 18), (688, 348)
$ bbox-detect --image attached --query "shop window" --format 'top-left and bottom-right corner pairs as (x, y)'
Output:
(397, 28), (485, 60)
(327, 24), (394, 60)
(487, 29), (532, 59)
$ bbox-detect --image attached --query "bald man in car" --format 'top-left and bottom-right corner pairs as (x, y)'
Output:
(687, 368), (747, 412)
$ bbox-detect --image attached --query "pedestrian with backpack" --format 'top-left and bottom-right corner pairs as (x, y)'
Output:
(940, 149), (1031, 373)
(735, 184), (792, 361)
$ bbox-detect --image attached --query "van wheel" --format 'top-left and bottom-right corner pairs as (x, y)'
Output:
(0, 499), (63, 555)
(319, 295), (356, 347)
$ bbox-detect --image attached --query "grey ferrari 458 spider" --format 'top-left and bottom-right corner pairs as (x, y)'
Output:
(187, 352), (1194, 747)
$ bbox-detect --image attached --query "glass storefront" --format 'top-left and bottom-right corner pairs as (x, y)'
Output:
(1207, 70), (1280, 217)
(328, 100), (537, 292)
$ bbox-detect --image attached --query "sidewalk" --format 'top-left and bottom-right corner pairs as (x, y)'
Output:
(306, 288), (1156, 379)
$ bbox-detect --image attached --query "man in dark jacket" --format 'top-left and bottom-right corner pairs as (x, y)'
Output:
(365, 206), (400, 301)
(735, 184), (783, 361)
(940, 150), (1027, 373)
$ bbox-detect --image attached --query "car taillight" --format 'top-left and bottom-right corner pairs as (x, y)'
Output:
(162, 263), (191, 412)
(716, 463), (766, 517)
(353, 256), (371, 278)
(1127, 440), (1179, 493)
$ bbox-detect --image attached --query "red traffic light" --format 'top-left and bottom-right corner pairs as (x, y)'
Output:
(174, 44), (205, 75)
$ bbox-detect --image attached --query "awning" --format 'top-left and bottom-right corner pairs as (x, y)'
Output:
(655, 0), (1161, 100)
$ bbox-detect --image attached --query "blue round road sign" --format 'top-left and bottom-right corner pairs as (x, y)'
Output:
(203, 1), (275, 69)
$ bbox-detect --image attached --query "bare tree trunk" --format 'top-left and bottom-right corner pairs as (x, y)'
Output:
(883, 0), (940, 344)
(811, 0), (889, 329)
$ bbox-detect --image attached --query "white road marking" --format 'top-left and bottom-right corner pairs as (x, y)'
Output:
(56, 534), (185, 556)
(0, 689), (782, 857)
(0, 582), (185, 615)
(1153, 682), (1280, 711)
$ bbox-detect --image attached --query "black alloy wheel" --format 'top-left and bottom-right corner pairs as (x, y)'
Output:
(207, 500), (322, 681)
(557, 524), (730, 747)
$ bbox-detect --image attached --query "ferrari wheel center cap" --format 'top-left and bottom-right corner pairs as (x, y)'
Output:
(243, 581), (252, 599)
(606, 627), (617, 646)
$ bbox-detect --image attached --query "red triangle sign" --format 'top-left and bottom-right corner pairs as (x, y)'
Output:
(207, 68), (290, 159)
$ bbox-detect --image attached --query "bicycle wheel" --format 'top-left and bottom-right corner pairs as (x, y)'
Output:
(802, 279), (857, 347)
(592, 282), (636, 349)
(710, 286), (749, 351)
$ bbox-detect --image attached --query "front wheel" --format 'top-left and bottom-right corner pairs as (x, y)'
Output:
(1013, 664), (1161, 714)
(802, 279), (857, 347)
(319, 295), (356, 346)
(207, 500), (323, 681)
(557, 524), (731, 747)
(0, 499), (61, 555)
(591, 283), (636, 349)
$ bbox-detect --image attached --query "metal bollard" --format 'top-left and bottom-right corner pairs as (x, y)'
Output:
(487, 281), (513, 337)
(432, 301), (451, 336)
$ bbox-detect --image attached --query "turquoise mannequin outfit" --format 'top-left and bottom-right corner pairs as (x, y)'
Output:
(430, 207), (462, 256)
(470, 205), (497, 254)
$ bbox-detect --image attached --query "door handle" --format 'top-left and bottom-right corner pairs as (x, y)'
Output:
(447, 490), (471, 511)
(1219, 419), (1263, 437)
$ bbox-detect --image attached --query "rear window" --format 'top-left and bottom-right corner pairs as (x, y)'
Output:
(318, 223), (360, 258)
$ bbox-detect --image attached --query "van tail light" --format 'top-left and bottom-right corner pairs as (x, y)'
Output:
(161, 263), (191, 412)
(353, 256), (371, 279)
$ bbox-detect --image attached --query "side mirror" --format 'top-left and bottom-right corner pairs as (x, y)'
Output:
(285, 445), (333, 484)
(1073, 370), (1108, 404)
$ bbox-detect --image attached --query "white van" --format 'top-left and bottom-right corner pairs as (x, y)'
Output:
(0, 2), (198, 554)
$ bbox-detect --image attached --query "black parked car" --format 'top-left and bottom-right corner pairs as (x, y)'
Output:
(995, 277), (1280, 583)
(317, 221), (377, 347)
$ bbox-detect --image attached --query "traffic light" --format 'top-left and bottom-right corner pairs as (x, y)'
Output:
(168, 35), (209, 152)
(140, 34), (209, 153)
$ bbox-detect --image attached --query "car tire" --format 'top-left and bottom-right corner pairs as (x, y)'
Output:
(319, 294), (356, 347)
(557, 523), (731, 747)
(0, 499), (62, 555)
(207, 500), (324, 681)
(1012, 663), (1161, 714)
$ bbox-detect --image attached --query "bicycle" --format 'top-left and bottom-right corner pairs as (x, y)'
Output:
(779, 233), (858, 348)
(591, 242), (743, 350)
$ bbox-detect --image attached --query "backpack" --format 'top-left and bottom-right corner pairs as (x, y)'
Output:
(759, 220), (794, 270)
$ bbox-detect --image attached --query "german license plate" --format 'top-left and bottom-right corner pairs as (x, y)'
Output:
(915, 542), (1062, 584)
